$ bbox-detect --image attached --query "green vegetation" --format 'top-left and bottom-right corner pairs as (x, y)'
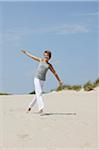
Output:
(83, 81), (95, 91)
(55, 78), (99, 92)
(56, 85), (82, 92)
(70, 85), (82, 91)
(94, 78), (99, 88)
(0, 93), (11, 95)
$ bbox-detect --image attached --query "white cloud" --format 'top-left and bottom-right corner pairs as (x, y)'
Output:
(0, 23), (89, 47)
(54, 24), (89, 34)
(30, 24), (89, 34)
(1, 27), (33, 47)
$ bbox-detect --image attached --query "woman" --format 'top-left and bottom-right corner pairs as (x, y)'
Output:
(21, 50), (63, 113)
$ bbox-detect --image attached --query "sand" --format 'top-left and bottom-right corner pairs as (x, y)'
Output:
(0, 88), (98, 150)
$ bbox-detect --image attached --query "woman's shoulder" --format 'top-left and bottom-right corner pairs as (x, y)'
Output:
(40, 58), (43, 62)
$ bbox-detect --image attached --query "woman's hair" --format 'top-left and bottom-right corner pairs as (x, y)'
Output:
(44, 50), (52, 59)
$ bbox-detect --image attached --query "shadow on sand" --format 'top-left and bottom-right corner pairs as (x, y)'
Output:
(40, 112), (77, 116)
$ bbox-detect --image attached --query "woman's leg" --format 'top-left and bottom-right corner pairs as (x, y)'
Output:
(34, 78), (44, 111)
(27, 78), (37, 111)
(28, 95), (37, 109)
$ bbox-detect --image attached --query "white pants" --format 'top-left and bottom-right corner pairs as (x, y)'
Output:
(29, 77), (45, 111)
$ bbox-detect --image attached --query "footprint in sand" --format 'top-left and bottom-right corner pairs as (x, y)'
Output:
(17, 133), (30, 140)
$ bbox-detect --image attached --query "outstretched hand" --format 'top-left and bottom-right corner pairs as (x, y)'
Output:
(21, 50), (27, 54)
(56, 81), (64, 91)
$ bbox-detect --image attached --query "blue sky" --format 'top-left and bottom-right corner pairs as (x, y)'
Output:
(0, 1), (99, 94)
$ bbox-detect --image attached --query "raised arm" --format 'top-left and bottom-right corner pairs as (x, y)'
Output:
(21, 50), (41, 62)
(49, 63), (63, 86)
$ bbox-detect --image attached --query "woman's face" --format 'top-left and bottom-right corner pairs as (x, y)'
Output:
(44, 52), (49, 61)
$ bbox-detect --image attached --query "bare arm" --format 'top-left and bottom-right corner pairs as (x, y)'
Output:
(49, 63), (63, 85)
(21, 50), (41, 62)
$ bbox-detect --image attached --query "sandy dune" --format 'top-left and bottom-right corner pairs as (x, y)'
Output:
(0, 88), (98, 150)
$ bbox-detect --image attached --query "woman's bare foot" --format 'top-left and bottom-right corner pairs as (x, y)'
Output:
(26, 107), (31, 113)
(38, 109), (43, 113)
